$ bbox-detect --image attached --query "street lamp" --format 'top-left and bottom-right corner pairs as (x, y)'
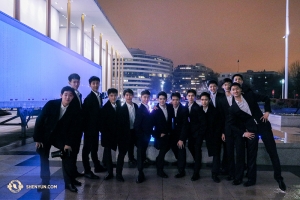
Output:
(161, 80), (165, 91)
(280, 79), (285, 99)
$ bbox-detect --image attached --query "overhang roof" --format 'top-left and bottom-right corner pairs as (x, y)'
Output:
(51, 0), (132, 58)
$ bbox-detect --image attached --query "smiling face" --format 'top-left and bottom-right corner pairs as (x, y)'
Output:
(208, 83), (218, 94)
(171, 96), (180, 108)
(141, 94), (150, 105)
(230, 85), (242, 97)
(108, 93), (117, 104)
(233, 76), (243, 85)
(124, 92), (133, 104)
(90, 81), (100, 92)
(69, 79), (80, 90)
(222, 82), (232, 92)
(61, 91), (74, 106)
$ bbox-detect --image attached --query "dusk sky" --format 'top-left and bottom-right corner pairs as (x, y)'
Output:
(98, 0), (300, 73)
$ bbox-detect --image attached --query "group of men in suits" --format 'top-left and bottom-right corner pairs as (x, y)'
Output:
(33, 72), (286, 193)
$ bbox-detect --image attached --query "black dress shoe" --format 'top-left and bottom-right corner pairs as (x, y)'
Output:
(277, 180), (286, 191)
(84, 171), (100, 179)
(226, 176), (234, 181)
(104, 173), (114, 180)
(175, 171), (186, 178)
(94, 165), (107, 173)
(65, 184), (78, 192)
(75, 172), (84, 177)
(157, 170), (168, 178)
(116, 174), (125, 182)
(243, 180), (256, 187)
(232, 179), (243, 185)
(136, 172), (145, 183)
(72, 179), (82, 186)
(212, 175), (221, 183)
(191, 174), (200, 181)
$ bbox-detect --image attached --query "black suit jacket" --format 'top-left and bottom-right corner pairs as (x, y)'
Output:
(134, 104), (153, 138)
(219, 94), (232, 134)
(185, 102), (206, 138)
(152, 103), (173, 139)
(203, 104), (222, 156)
(119, 102), (138, 138)
(33, 99), (80, 148)
(101, 100), (121, 150)
(209, 92), (224, 110)
(82, 91), (102, 133)
(170, 103), (189, 141)
(226, 91), (272, 137)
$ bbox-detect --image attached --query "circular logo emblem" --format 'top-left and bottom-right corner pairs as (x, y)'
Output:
(7, 180), (24, 193)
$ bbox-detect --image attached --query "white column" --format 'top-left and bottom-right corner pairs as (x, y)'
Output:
(46, 0), (51, 38)
(105, 40), (109, 91)
(91, 25), (95, 62)
(14, 0), (20, 21)
(66, 0), (71, 48)
(110, 46), (114, 88)
(99, 33), (103, 66)
(284, 0), (289, 99)
(80, 14), (84, 56)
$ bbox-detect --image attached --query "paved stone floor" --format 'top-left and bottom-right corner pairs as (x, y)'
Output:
(0, 112), (300, 199)
(0, 138), (299, 200)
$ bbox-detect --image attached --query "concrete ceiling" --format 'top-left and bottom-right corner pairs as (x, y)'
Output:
(51, 0), (132, 58)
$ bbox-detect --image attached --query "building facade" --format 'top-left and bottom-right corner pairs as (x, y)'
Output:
(121, 48), (173, 96)
(173, 63), (214, 95)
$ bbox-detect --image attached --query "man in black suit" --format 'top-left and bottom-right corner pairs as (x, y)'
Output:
(121, 89), (139, 167)
(68, 73), (84, 178)
(134, 90), (153, 183)
(152, 91), (173, 178)
(186, 89), (206, 181)
(82, 76), (106, 180)
(169, 92), (189, 178)
(207, 80), (228, 176)
(101, 88), (128, 181)
(226, 83), (286, 190)
(232, 74), (252, 94)
(200, 92), (222, 183)
(219, 78), (235, 181)
(34, 86), (81, 192)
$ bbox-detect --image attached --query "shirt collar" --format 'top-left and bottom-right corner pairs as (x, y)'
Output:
(61, 103), (69, 109)
(92, 90), (100, 96)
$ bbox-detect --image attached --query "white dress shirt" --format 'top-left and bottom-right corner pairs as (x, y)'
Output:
(126, 102), (135, 129)
(142, 103), (149, 112)
(188, 102), (194, 113)
(226, 94), (233, 106)
(111, 103), (117, 111)
(210, 92), (216, 107)
(236, 96), (252, 116)
(173, 106), (179, 117)
(92, 90), (101, 107)
(59, 103), (69, 120)
(203, 106), (208, 113)
(159, 104), (168, 121)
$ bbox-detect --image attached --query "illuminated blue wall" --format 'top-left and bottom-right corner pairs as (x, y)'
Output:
(0, 11), (102, 106)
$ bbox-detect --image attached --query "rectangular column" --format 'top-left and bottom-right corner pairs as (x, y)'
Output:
(14, 0), (20, 21)
(46, 0), (51, 38)
(66, 0), (71, 48)
(105, 40), (109, 91)
(80, 14), (84, 56)
(91, 25), (95, 62)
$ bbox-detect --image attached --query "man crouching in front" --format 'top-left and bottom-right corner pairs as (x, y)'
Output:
(33, 86), (81, 192)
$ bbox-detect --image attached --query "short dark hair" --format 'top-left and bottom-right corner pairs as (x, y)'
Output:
(230, 82), (242, 89)
(141, 90), (150, 96)
(61, 86), (75, 95)
(171, 92), (181, 99)
(68, 73), (80, 82)
(207, 80), (218, 87)
(89, 76), (100, 84)
(200, 92), (210, 100)
(187, 89), (196, 96)
(232, 74), (243, 81)
(123, 89), (134, 96)
(157, 91), (167, 99)
(222, 78), (232, 85)
(107, 88), (118, 95)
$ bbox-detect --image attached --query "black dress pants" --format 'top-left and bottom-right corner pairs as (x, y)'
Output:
(258, 122), (283, 181)
(226, 134), (245, 181)
(82, 131), (101, 173)
(103, 140), (128, 175)
(188, 134), (205, 175)
(170, 135), (186, 172)
(155, 135), (170, 171)
(37, 140), (76, 185)
(137, 134), (151, 172)
(127, 129), (137, 161)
